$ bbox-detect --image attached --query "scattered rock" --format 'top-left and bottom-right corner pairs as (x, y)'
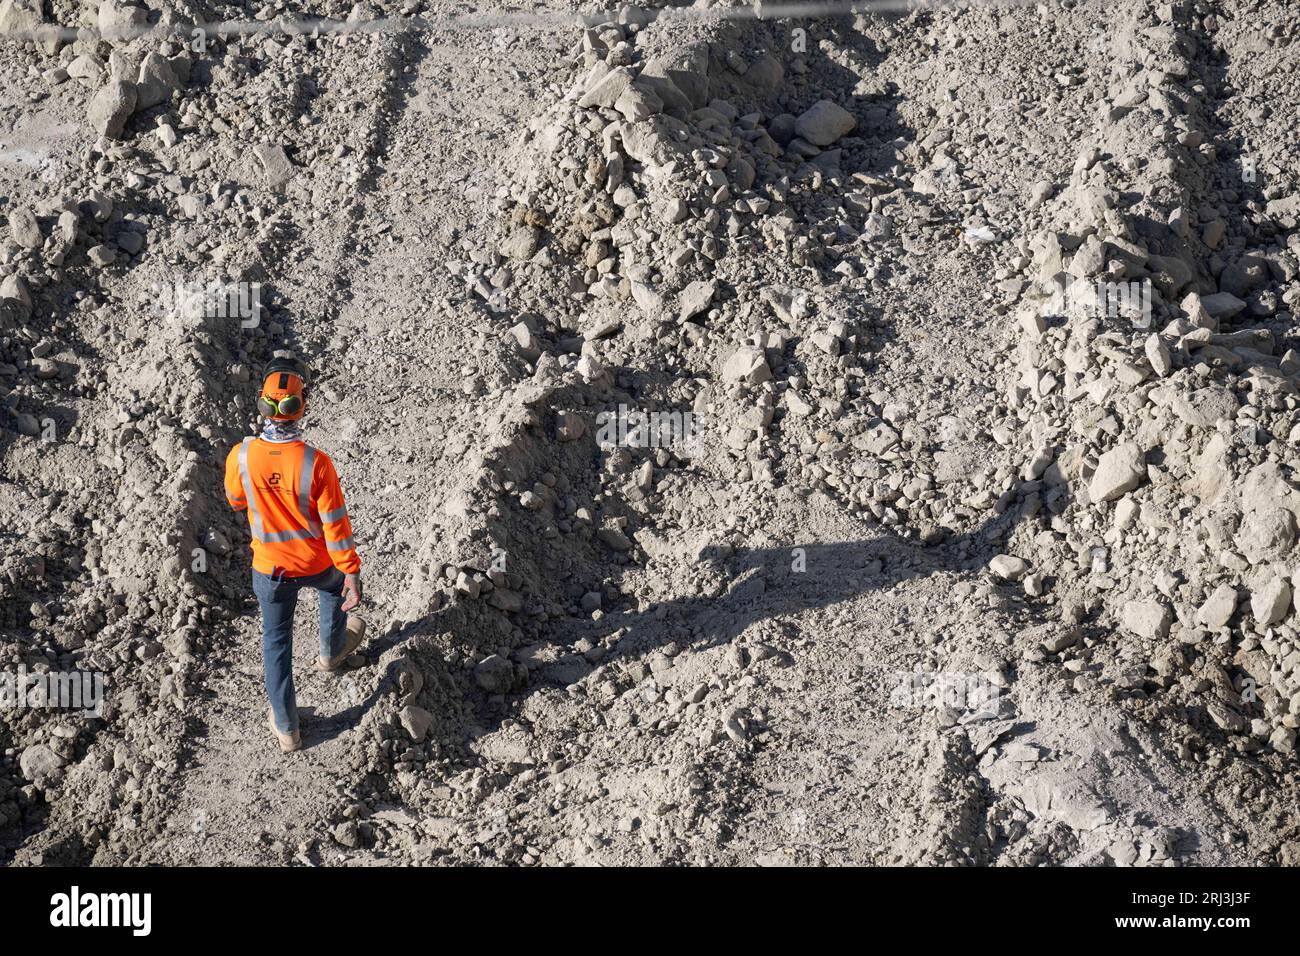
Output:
(399, 705), (434, 743)
(87, 80), (137, 139)
(989, 554), (1029, 581)
(794, 100), (856, 146)
(474, 654), (514, 694)
(19, 744), (64, 782)
(1122, 599), (1172, 640)
(721, 346), (771, 384)
(1089, 443), (1145, 503)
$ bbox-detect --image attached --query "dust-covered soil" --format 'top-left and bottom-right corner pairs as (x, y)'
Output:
(2, 0), (1300, 866)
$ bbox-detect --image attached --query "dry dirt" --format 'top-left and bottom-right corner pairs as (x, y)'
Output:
(2, 0), (1299, 867)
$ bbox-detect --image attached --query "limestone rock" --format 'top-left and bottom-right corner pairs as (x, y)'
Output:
(1089, 443), (1145, 503)
(252, 143), (296, 188)
(135, 51), (181, 110)
(7, 208), (41, 249)
(19, 743), (64, 781)
(399, 705), (433, 742)
(677, 280), (715, 323)
(794, 100), (856, 146)
(721, 346), (771, 385)
(989, 554), (1029, 581)
(474, 654), (514, 693)
(1236, 508), (1297, 565)
(1196, 583), (1238, 629)
(1250, 577), (1291, 626)
(87, 80), (137, 139)
(1122, 599), (1172, 640)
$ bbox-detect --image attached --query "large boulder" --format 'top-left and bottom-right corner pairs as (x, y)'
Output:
(1196, 583), (1238, 629)
(1122, 599), (1172, 640)
(578, 66), (633, 109)
(0, 0), (55, 51)
(1219, 253), (1268, 298)
(1251, 577), (1291, 626)
(97, 0), (146, 37)
(1089, 442), (1145, 503)
(1171, 385), (1238, 429)
(0, 0), (44, 38)
(744, 53), (783, 91)
(399, 705), (433, 743)
(1200, 291), (1246, 321)
(794, 100), (856, 146)
(474, 654), (514, 694)
(19, 744), (65, 782)
(619, 114), (691, 170)
(87, 80), (137, 138)
(1236, 507), (1297, 566)
(135, 51), (181, 110)
(721, 346), (771, 385)
(641, 43), (709, 110)
(7, 208), (41, 250)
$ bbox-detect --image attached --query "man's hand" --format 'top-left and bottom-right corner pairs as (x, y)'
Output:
(341, 573), (362, 612)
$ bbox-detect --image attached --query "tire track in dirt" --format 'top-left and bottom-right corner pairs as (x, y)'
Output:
(704, 0), (1254, 865)
(139, 11), (573, 864)
(129, 25), (427, 865)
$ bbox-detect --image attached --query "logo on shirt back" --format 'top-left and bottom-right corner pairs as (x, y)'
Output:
(257, 471), (291, 498)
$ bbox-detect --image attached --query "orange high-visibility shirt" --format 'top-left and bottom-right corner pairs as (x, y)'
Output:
(224, 437), (361, 577)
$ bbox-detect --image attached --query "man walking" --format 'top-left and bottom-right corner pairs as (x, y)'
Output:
(224, 355), (366, 753)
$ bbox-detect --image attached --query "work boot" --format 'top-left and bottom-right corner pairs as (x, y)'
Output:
(316, 615), (367, 672)
(267, 707), (301, 753)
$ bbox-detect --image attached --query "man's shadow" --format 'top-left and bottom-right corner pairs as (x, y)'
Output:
(302, 492), (1037, 750)
(526, 505), (1028, 691)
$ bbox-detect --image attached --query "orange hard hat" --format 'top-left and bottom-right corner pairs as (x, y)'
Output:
(257, 357), (306, 421)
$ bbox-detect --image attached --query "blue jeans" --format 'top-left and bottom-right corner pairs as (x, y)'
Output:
(252, 567), (348, 734)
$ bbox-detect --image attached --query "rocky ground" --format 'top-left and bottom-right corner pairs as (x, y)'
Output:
(2, 0), (1299, 866)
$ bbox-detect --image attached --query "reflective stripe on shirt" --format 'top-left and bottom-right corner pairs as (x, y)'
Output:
(240, 437), (324, 544)
(237, 438), (263, 541)
(300, 444), (323, 536)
